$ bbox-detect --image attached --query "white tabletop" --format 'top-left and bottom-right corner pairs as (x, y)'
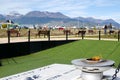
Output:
(71, 58), (115, 67)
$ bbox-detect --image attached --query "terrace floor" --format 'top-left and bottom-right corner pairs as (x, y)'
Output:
(0, 64), (120, 80)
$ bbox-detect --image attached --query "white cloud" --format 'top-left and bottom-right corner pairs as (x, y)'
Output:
(0, 0), (32, 14)
(90, 0), (120, 7)
(0, 0), (120, 23)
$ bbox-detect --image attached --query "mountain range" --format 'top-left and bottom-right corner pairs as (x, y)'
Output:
(0, 11), (120, 28)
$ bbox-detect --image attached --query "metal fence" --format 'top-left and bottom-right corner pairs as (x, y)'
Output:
(0, 28), (120, 44)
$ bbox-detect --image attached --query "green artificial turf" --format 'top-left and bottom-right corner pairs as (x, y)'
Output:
(0, 40), (120, 78)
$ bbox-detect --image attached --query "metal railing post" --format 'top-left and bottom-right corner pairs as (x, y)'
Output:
(28, 29), (30, 42)
(48, 30), (50, 41)
(118, 30), (120, 42)
(66, 31), (68, 40)
(7, 30), (10, 43)
(81, 30), (84, 40)
(99, 30), (101, 40)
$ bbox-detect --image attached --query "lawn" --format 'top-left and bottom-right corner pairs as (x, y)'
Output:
(0, 40), (120, 78)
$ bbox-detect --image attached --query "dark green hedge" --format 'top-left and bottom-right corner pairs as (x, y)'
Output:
(0, 40), (76, 59)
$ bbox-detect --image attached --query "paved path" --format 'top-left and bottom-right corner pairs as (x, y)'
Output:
(0, 37), (118, 44)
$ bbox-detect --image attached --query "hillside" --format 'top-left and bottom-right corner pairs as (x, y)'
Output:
(0, 11), (120, 27)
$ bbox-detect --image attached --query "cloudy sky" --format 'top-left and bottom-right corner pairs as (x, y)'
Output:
(0, 0), (120, 23)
